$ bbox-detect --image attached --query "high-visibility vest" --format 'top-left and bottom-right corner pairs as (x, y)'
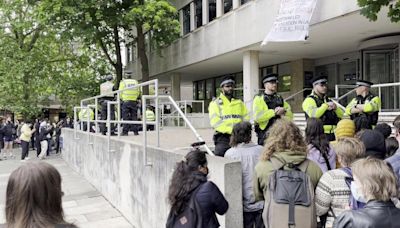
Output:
(78, 109), (94, 121)
(208, 94), (249, 134)
(252, 93), (293, 131)
(302, 92), (344, 134)
(119, 79), (140, 101)
(345, 93), (381, 127)
(100, 81), (114, 98)
(146, 109), (155, 121)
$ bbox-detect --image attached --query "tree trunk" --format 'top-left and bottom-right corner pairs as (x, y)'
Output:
(22, 72), (30, 119)
(136, 23), (150, 95)
(113, 26), (123, 88)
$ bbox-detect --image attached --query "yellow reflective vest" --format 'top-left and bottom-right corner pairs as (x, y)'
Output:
(302, 92), (344, 134)
(78, 108), (94, 121)
(118, 79), (140, 101)
(345, 94), (381, 126)
(252, 94), (293, 130)
(146, 109), (155, 121)
(208, 94), (249, 134)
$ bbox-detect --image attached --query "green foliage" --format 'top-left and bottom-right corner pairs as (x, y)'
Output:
(358, 0), (400, 22)
(38, 0), (180, 85)
(0, 0), (110, 118)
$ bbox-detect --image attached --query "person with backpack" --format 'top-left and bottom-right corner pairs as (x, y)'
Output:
(306, 118), (336, 173)
(225, 121), (264, 228)
(315, 137), (366, 228)
(253, 119), (323, 228)
(167, 150), (229, 228)
(333, 157), (400, 228)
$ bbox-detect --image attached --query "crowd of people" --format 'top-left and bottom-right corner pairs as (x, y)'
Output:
(167, 115), (400, 228)
(0, 116), (73, 162)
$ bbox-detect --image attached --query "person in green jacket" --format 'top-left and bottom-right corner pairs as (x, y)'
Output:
(345, 80), (381, 129)
(302, 76), (344, 141)
(253, 119), (323, 227)
(253, 73), (293, 145)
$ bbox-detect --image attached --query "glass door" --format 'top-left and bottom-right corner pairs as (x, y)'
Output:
(363, 47), (399, 110)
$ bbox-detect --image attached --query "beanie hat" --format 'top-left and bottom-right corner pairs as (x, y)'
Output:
(335, 119), (355, 138)
(358, 129), (386, 159)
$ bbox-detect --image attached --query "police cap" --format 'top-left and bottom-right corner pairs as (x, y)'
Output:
(312, 76), (328, 86)
(105, 75), (113, 81)
(356, 80), (373, 88)
(220, 75), (235, 87)
(262, 73), (279, 84)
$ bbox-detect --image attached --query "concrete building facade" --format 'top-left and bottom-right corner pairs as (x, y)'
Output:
(126, 0), (400, 112)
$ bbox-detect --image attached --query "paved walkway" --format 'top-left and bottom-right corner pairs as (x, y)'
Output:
(0, 149), (133, 228)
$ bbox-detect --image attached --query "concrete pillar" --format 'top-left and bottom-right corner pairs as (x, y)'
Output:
(179, 10), (184, 36)
(171, 73), (181, 101)
(202, 0), (209, 25)
(190, 2), (195, 31)
(243, 51), (260, 112)
(233, 0), (240, 9)
(289, 59), (314, 112)
(216, 0), (223, 17)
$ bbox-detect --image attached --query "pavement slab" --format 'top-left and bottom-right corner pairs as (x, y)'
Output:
(0, 148), (134, 228)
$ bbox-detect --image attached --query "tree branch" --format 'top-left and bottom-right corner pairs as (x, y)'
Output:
(26, 26), (42, 51)
(98, 37), (116, 67)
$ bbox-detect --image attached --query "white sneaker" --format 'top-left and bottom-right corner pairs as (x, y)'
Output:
(24, 157), (30, 160)
(20, 160), (26, 162)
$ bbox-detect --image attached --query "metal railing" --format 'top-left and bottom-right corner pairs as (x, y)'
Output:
(73, 79), (214, 166)
(160, 100), (205, 128)
(335, 82), (400, 111)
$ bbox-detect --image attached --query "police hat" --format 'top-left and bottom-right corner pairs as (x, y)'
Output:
(220, 76), (235, 87)
(356, 80), (373, 88)
(105, 75), (113, 81)
(312, 76), (328, 86)
(124, 70), (133, 78)
(262, 73), (279, 84)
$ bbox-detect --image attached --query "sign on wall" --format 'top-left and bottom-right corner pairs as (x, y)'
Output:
(262, 0), (318, 45)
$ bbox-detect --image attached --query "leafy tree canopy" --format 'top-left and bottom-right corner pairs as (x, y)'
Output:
(358, 0), (400, 22)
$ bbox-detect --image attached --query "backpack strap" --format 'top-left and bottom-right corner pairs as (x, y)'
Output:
(296, 159), (310, 173)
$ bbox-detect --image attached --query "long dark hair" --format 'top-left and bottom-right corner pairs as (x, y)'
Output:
(305, 118), (331, 167)
(168, 150), (208, 215)
(6, 162), (76, 228)
(230, 121), (252, 147)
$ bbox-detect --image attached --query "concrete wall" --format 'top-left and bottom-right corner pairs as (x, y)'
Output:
(62, 129), (243, 228)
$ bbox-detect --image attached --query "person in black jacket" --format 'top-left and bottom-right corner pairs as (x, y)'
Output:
(0, 117), (5, 160)
(333, 157), (400, 228)
(3, 116), (15, 158)
(38, 121), (53, 160)
(167, 150), (229, 228)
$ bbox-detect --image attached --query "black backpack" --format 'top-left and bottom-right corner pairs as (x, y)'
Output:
(166, 184), (204, 228)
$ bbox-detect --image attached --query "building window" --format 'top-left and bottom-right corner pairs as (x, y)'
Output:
(197, 80), (206, 100)
(126, 46), (132, 63)
(241, 0), (250, 5)
(277, 63), (291, 92)
(209, 0), (216, 22)
(194, 0), (203, 28)
(224, 0), (233, 13)
(234, 73), (243, 99)
(206, 79), (215, 99)
(182, 4), (191, 35)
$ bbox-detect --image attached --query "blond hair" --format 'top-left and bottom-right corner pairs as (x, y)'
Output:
(261, 119), (307, 161)
(335, 137), (365, 167)
(352, 157), (399, 201)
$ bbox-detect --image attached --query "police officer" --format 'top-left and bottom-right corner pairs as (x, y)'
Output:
(345, 80), (381, 129)
(208, 75), (249, 156)
(253, 73), (293, 145)
(99, 75), (116, 135)
(119, 71), (141, 136)
(78, 105), (94, 132)
(302, 76), (343, 141)
(145, 105), (155, 131)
